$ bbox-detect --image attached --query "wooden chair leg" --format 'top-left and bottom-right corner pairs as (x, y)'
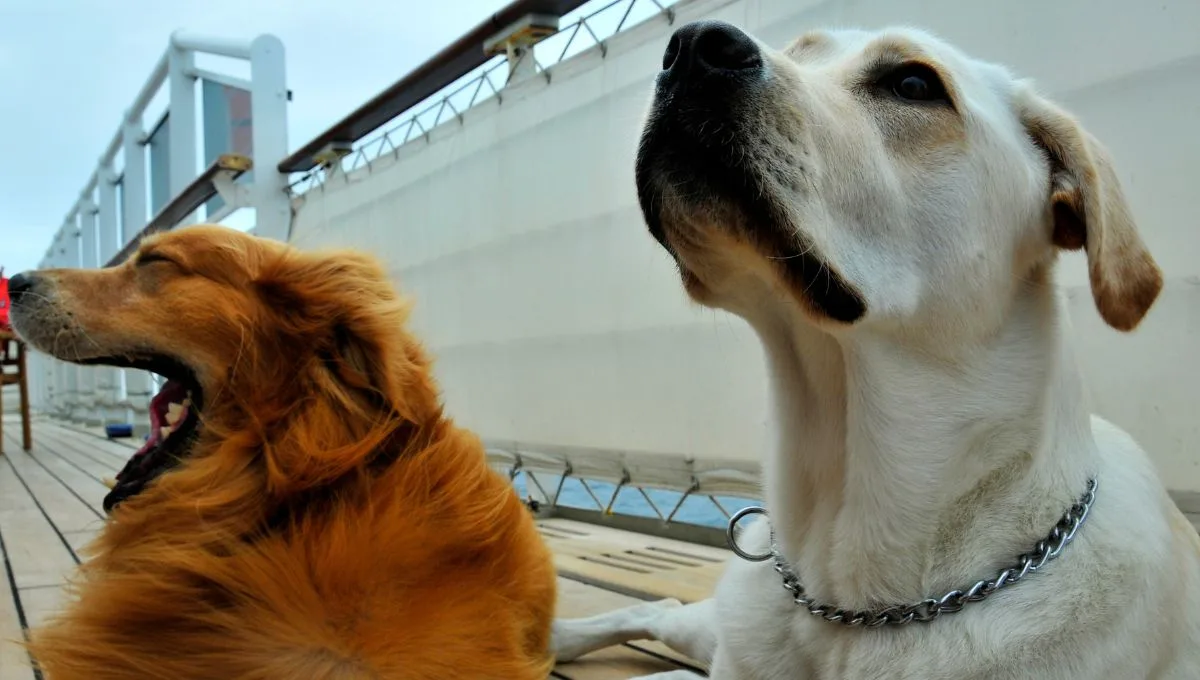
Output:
(18, 347), (30, 451)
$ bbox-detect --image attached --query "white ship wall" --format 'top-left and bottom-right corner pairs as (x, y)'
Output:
(289, 0), (1200, 492)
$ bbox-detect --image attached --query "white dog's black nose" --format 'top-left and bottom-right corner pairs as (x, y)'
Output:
(663, 21), (761, 76)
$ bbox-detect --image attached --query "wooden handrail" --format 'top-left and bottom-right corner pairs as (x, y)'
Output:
(277, 0), (592, 174)
(106, 154), (252, 267)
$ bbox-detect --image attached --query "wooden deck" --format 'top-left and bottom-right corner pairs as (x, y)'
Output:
(0, 416), (721, 679)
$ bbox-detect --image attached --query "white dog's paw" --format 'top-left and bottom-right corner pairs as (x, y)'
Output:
(552, 598), (689, 663)
(629, 671), (706, 679)
(637, 597), (684, 614)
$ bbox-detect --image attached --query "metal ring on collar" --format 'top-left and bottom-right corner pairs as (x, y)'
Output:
(726, 505), (773, 562)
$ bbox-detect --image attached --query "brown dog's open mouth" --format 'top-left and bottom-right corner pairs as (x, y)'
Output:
(84, 356), (204, 513)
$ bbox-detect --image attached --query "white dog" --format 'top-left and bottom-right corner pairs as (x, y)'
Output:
(552, 22), (1200, 679)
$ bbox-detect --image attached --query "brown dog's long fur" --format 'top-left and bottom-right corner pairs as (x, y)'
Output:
(21, 226), (556, 679)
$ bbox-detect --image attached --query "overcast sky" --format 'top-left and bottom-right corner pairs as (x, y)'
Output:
(0, 0), (513, 275)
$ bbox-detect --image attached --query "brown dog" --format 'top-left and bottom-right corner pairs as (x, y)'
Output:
(8, 224), (556, 679)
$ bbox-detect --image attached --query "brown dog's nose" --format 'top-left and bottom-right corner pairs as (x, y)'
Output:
(662, 20), (762, 76)
(7, 272), (35, 303)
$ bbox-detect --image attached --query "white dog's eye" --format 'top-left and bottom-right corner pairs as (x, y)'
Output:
(880, 63), (951, 106)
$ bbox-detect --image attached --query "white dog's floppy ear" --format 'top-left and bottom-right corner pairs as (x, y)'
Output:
(1017, 87), (1162, 331)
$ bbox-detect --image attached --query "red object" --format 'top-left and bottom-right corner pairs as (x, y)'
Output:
(0, 268), (9, 329)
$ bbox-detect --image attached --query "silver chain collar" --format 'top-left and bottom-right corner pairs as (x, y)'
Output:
(726, 478), (1097, 627)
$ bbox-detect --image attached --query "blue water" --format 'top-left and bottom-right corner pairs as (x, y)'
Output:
(511, 472), (759, 529)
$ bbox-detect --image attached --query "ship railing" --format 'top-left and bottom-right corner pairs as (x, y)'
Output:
(282, 0), (681, 195)
(486, 441), (760, 547)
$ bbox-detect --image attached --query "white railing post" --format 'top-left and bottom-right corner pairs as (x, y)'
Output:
(121, 115), (148, 245)
(31, 354), (41, 413)
(35, 249), (50, 415)
(168, 43), (198, 220)
(121, 114), (154, 434)
(76, 200), (102, 425)
(29, 354), (41, 414)
(96, 164), (122, 425)
(46, 240), (58, 417)
(25, 300), (41, 410)
(59, 220), (82, 419)
(249, 34), (290, 242)
(52, 234), (68, 418)
(35, 253), (52, 414)
(98, 165), (120, 258)
(54, 231), (71, 419)
(70, 217), (83, 421)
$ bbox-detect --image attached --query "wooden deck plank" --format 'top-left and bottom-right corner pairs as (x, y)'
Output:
(22, 449), (109, 521)
(62, 530), (98, 560)
(553, 644), (684, 679)
(33, 428), (122, 477)
(2, 437), (104, 533)
(37, 422), (137, 465)
(18, 586), (65, 631)
(0, 527), (36, 680)
(0, 459), (80, 589)
(50, 420), (136, 450)
(60, 421), (138, 447)
(543, 520), (729, 561)
(38, 425), (134, 469)
(538, 519), (728, 604)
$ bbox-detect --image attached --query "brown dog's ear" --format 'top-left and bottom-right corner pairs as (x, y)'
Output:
(1017, 87), (1162, 331)
(321, 320), (389, 408)
(252, 250), (434, 497)
(256, 251), (398, 407)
